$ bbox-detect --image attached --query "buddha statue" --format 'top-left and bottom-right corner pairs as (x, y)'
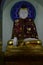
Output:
(7, 4), (42, 49)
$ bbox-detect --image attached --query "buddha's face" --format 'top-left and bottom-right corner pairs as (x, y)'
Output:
(19, 8), (28, 19)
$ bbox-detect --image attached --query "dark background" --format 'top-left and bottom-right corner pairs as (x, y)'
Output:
(0, 0), (2, 41)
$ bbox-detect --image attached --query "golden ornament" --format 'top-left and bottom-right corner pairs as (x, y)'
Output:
(20, 27), (22, 30)
(15, 19), (19, 23)
(27, 28), (31, 31)
(37, 40), (41, 44)
(7, 40), (13, 45)
(25, 41), (30, 45)
(19, 34), (21, 37)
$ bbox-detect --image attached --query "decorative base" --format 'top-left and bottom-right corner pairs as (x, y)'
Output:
(5, 45), (43, 56)
(4, 39), (43, 65)
(4, 45), (43, 65)
(5, 39), (42, 55)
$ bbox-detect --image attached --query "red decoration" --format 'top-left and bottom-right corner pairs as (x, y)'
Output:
(11, 18), (38, 40)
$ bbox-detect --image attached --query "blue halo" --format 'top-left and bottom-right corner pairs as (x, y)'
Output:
(10, 1), (36, 21)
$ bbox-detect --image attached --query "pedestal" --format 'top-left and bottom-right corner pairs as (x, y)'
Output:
(4, 46), (43, 65)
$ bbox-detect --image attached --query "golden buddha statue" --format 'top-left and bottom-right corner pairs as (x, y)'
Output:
(6, 5), (42, 54)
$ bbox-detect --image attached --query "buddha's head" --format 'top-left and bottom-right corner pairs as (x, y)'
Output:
(19, 4), (28, 19)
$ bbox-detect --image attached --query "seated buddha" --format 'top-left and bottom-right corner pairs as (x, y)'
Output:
(8, 5), (42, 47)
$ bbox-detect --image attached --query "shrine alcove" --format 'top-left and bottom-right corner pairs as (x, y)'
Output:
(2, 0), (43, 51)
(1, 0), (43, 65)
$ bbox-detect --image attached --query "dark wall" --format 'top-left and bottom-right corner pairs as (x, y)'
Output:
(0, 4), (2, 41)
(0, 20), (2, 41)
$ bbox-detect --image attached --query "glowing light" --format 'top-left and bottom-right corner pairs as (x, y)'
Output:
(27, 28), (31, 31)
(37, 41), (41, 44)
